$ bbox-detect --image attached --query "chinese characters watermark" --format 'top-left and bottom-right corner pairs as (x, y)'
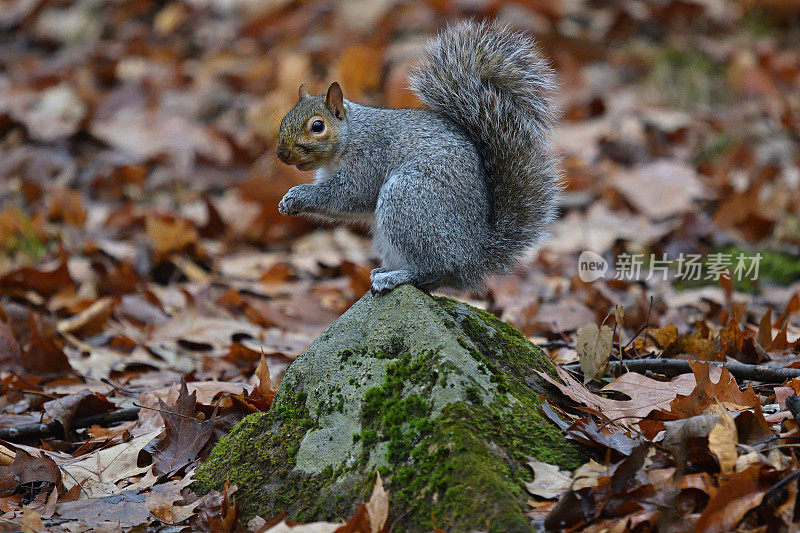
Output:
(578, 251), (761, 283)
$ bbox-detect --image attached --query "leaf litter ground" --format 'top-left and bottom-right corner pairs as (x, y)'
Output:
(1, 0), (800, 531)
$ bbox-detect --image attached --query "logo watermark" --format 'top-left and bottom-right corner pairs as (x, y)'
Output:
(578, 252), (762, 282)
(578, 250), (609, 282)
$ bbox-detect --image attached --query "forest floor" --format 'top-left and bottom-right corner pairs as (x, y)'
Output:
(1, 0), (800, 531)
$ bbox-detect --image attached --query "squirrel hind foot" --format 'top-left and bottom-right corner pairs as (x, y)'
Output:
(369, 269), (439, 294)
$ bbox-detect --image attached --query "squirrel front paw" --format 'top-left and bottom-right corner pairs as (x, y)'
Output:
(278, 186), (308, 216)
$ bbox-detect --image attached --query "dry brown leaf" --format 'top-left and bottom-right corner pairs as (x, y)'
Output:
(19, 313), (74, 376)
(43, 390), (117, 436)
(337, 472), (390, 533)
(206, 481), (243, 532)
(365, 472), (389, 533)
(526, 459), (573, 499)
(649, 323), (679, 348)
(48, 187), (86, 226)
(59, 430), (159, 496)
(758, 308), (773, 348)
(571, 460), (607, 490)
(0, 254), (75, 298)
(708, 411), (738, 474)
(145, 215), (198, 259)
(56, 297), (115, 336)
(693, 466), (768, 533)
(151, 381), (216, 476)
(576, 322), (613, 383)
(254, 355), (275, 407)
(669, 361), (759, 417)
(0, 450), (61, 492)
(611, 160), (709, 219)
(538, 366), (709, 429)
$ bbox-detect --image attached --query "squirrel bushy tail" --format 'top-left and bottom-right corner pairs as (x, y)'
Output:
(409, 21), (562, 272)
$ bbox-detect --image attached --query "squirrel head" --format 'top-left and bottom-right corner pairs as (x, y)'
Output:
(276, 82), (348, 171)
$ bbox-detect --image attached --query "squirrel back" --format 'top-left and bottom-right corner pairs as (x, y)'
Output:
(409, 21), (562, 272)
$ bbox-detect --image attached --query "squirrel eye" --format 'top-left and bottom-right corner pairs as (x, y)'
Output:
(310, 120), (325, 134)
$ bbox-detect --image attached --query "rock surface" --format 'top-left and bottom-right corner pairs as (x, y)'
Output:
(193, 285), (585, 532)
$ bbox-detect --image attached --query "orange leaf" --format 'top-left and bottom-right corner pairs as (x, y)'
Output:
(694, 467), (768, 533)
(669, 362), (758, 417)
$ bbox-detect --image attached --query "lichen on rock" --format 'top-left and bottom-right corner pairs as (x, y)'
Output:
(193, 285), (585, 532)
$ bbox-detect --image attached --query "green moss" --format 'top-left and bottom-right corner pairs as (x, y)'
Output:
(349, 313), (585, 532)
(437, 297), (558, 384)
(192, 390), (373, 523)
(357, 385), (584, 532)
(465, 386), (482, 405)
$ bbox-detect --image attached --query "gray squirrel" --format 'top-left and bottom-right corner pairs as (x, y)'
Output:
(277, 21), (561, 293)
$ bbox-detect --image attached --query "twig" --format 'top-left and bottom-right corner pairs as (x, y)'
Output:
(0, 407), (140, 443)
(762, 469), (800, 508)
(563, 359), (800, 383)
(132, 402), (200, 422)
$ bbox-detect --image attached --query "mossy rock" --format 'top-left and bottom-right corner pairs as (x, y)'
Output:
(193, 285), (585, 532)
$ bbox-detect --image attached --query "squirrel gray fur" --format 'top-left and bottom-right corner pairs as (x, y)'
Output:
(277, 20), (561, 293)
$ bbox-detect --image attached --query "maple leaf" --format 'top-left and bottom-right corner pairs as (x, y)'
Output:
(151, 381), (216, 476)
(669, 361), (759, 417)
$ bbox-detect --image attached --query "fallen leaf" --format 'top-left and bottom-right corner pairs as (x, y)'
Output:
(206, 481), (243, 532)
(59, 430), (159, 496)
(669, 361), (759, 417)
(19, 313), (74, 376)
(693, 466), (769, 533)
(151, 381), (216, 476)
(43, 390), (117, 436)
(0, 450), (61, 492)
(0, 254), (75, 298)
(537, 366), (706, 429)
(254, 355), (275, 407)
(0, 316), (23, 371)
(365, 472), (389, 533)
(572, 460), (607, 490)
(611, 160), (709, 219)
(577, 322), (613, 383)
(649, 323), (679, 348)
(146, 215), (198, 259)
(526, 458), (573, 499)
(708, 411), (738, 474)
(262, 521), (341, 533)
(56, 481), (188, 529)
(56, 297), (115, 336)
(48, 187), (86, 226)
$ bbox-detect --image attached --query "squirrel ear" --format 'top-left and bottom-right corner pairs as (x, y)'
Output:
(298, 83), (310, 101)
(324, 82), (346, 120)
